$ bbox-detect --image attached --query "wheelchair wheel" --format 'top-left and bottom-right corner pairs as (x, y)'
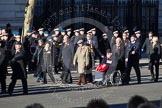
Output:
(95, 81), (103, 87)
(110, 70), (122, 86)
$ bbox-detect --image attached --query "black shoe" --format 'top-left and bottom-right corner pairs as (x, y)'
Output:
(54, 72), (59, 74)
(154, 79), (158, 82)
(67, 82), (72, 84)
(23, 92), (28, 95)
(122, 82), (129, 85)
(42, 82), (47, 84)
(1, 91), (6, 94)
(8, 91), (12, 96)
(36, 80), (40, 82)
(33, 74), (37, 77)
(150, 76), (155, 81)
(137, 81), (141, 84)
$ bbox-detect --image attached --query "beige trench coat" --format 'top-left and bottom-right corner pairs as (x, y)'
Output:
(73, 46), (89, 74)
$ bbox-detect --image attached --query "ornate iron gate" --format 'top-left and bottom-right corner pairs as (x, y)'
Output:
(33, 0), (159, 36)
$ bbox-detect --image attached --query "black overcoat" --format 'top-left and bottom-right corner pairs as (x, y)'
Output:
(10, 49), (27, 79)
(0, 47), (7, 79)
(59, 43), (74, 69)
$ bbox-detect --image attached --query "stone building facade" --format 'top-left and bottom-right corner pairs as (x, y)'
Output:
(0, 0), (26, 29)
(158, 0), (162, 36)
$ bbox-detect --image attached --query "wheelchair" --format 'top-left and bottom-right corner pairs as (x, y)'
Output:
(94, 70), (122, 87)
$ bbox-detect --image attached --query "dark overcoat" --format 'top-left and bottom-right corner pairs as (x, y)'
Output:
(142, 38), (152, 55)
(42, 46), (52, 73)
(0, 47), (7, 79)
(107, 44), (125, 74)
(51, 42), (60, 66)
(32, 45), (44, 74)
(110, 36), (116, 49)
(10, 49), (27, 79)
(99, 39), (110, 56)
(59, 43), (74, 69)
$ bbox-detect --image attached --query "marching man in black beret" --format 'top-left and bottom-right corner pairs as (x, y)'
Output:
(8, 42), (28, 95)
(124, 35), (141, 85)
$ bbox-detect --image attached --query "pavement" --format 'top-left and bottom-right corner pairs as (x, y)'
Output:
(0, 59), (162, 108)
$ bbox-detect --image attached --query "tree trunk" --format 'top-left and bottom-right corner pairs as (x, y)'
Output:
(22, 0), (35, 36)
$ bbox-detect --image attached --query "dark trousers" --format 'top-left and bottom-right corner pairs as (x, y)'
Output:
(125, 58), (141, 83)
(54, 65), (58, 74)
(91, 55), (95, 68)
(150, 61), (159, 81)
(0, 78), (6, 93)
(8, 78), (28, 94)
(34, 64), (43, 78)
(26, 53), (36, 72)
(86, 73), (93, 83)
(116, 60), (126, 84)
(60, 64), (72, 84)
(43, 71), (55, 83)
(29, 61), (36, 72)
(25, 53), (32, 72)
(57, 61), (63, 71)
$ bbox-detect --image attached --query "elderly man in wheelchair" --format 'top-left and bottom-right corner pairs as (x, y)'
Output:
(94, 37), (125, 87)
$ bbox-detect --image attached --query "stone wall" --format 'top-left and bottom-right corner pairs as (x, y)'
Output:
(0, 0), (26, 29)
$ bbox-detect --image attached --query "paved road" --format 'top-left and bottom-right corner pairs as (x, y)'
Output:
(0, 59), (162, 108)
